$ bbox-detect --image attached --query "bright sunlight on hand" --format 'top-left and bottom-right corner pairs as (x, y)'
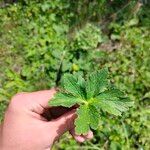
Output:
(0, 88), (93, 150)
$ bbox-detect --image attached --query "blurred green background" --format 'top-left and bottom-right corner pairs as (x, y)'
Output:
(0, 0), (150, 149)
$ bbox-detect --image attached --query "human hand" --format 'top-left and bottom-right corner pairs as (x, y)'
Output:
(0, 89), (93, 150)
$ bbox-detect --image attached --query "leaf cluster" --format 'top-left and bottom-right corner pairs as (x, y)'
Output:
(49, 68), (133, 134)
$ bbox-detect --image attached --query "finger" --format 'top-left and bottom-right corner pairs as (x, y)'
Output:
(26, 88), (57, 109)
(82, 130), (93, 140)
(69, 128), (85, 143)
(8, 89), (56, 114)
(69, 128), (93, 142)
(46, 109), (77, 140)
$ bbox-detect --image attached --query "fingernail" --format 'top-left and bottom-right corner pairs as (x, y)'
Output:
(75, 136), (85, 143)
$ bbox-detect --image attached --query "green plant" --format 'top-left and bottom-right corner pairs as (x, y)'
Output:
(49, 68), (133, 135)
(0, 1), (149, 149)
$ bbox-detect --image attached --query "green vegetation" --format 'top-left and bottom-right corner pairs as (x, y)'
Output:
(49, 69), (133, 135)
(0, 0), (150, 149)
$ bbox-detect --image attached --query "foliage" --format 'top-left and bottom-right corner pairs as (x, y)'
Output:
(49, 69), (133, 134)
(0, 0), (150, 149)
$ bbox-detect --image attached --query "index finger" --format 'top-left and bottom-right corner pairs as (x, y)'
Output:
(27, 88), (57, 109)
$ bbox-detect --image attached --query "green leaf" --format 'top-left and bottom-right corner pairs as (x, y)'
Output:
(49, 93), (84, 107)
(75, 104), (100, 134)
(86, 68), (108, 99)
(77, 76), (86, 90)
(63, 74), (86, 99)
(48, 69), (133, 134)
(94, 89), (134, 116)
(89, 104), (100, 130)
(144, 92), (150, 98)
(75, 105), (90, 135)
(96, 88), (125, 99)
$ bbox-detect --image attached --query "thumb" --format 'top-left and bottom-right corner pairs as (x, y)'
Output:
(47, 109), (77, 140)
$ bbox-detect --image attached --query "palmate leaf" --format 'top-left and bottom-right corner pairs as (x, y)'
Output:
(49, 68), (133, 135)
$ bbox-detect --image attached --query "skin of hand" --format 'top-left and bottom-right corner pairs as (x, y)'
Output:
(0, 88), (93, 150)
